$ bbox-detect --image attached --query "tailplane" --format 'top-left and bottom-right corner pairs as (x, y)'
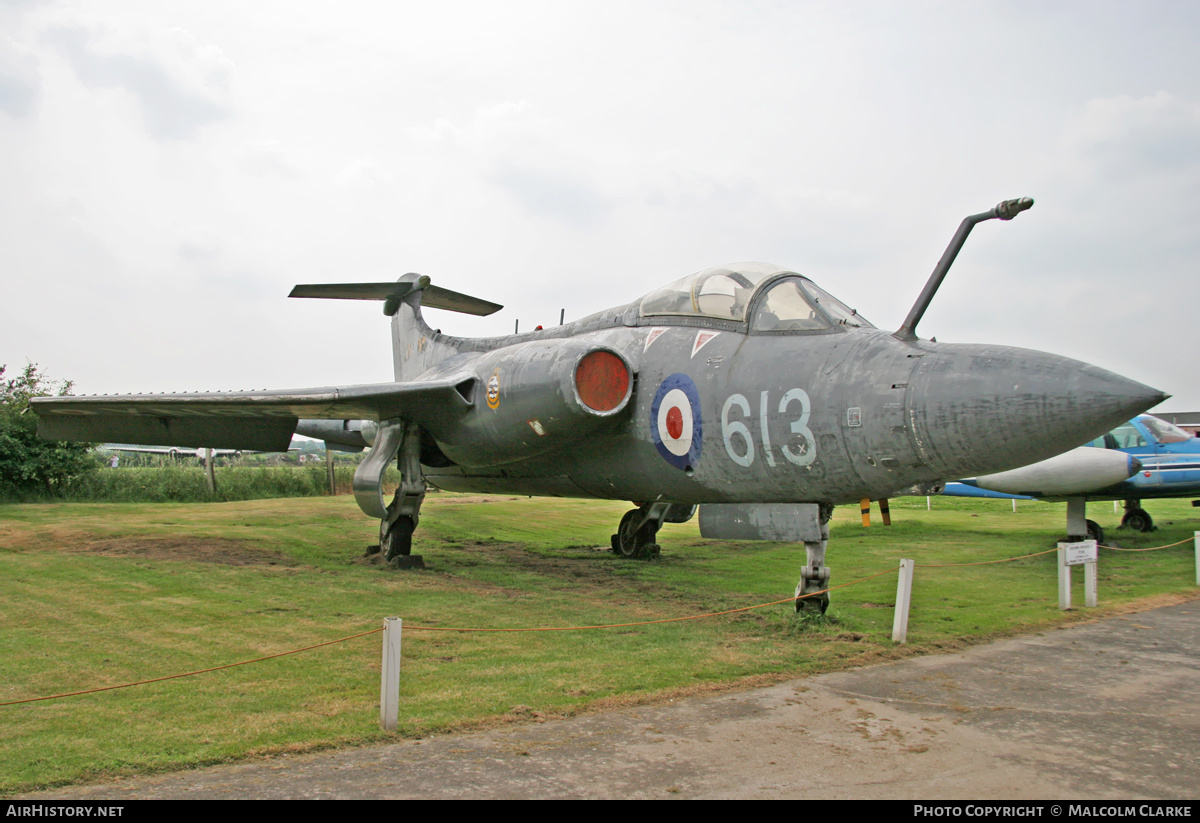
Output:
(290, 273), (503, 382)
(289, 275), (502, 317)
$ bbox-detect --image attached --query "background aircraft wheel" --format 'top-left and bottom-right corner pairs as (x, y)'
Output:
(1121, 508), (1154, 533)
(612, 510), (654, 559)
(1085, 519), (1104, 544)
(382, 516), (415, 561)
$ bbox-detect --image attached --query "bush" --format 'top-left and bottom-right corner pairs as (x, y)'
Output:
(0, 363), (95, 499)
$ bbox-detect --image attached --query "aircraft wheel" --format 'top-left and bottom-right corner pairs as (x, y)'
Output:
(1085, 519), (1104, 544)
(612, 510), (654, 559)
(1121, 508), (1154, 533)
(382, 515), (415, 561)
(795, 592), (829, 615)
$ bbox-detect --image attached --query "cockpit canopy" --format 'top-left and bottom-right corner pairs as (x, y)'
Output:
(639, 262), (873, 331)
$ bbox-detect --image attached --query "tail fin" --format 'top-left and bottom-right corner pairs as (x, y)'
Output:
(289, 273), (503, 382)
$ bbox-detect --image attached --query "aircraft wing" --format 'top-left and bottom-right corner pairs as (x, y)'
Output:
(31, 376), (476, 452)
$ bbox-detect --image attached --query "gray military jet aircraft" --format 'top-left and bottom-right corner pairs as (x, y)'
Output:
(33, 199), (1165, 611)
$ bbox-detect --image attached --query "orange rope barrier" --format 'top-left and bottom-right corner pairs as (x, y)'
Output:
(921, 534), (1194, 567)
(2, 566), (907, 706)
(922, 547), (1058, 568)
(1099, 536), (1194, 552)
(0, 628), (383, 707)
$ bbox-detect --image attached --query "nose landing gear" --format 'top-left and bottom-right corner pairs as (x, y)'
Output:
(795, 504), (834, 614)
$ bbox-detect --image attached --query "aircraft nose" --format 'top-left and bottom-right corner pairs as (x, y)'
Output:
(907, 344), (1167, 479)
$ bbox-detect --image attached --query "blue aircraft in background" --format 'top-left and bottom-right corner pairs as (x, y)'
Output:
(942, 414), (1200, 541)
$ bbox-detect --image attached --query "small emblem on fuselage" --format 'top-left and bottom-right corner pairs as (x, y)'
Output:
(650, 373), (703, 470)
(847, 407), (862, 427)
(486, 370), (501, 409)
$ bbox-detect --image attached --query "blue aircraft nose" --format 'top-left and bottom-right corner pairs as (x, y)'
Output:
(907, 344), (1168, 480)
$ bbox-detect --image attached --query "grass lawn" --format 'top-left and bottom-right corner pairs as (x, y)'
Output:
(1, 493), (1196, 793)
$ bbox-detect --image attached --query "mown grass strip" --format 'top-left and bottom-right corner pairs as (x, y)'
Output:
(1, 493), (1196, 793)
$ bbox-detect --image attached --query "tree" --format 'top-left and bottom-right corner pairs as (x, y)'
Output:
(0, 363), (95, 497)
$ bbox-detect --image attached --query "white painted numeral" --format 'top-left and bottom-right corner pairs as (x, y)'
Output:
(720, 388), (816, 468)
(778, 388), (816, 466)
(721, 394), (754, 468)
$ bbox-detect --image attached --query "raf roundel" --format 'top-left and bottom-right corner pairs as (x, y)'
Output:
(650, 373), (702, 470)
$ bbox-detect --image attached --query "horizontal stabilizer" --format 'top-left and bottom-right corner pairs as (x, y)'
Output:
(289, 277), (502, 316)
(32, 375), (477, 451)
(423, 285), (503, 316)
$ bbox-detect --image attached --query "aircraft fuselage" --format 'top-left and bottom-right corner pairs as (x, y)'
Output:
(416, 312), (1158, 508)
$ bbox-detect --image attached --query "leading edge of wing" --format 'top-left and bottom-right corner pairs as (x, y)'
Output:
(31, 375), (477, 452)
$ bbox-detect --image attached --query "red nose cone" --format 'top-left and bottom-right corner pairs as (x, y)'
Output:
(575, 351), (630, 412)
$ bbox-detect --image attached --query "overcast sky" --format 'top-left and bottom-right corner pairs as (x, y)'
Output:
(2, 0), (1198, 413)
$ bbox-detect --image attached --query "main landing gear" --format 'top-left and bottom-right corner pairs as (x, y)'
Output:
(355, 418), (427, 570)
(610, 502), (697, 559)
(1064, 498), (1105, 545)
(1120, 500), (1154, 533)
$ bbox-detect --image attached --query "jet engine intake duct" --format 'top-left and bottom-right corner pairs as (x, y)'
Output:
(425, 340), (634, 467)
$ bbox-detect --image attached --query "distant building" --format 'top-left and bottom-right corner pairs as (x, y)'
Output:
(1150, 411), (1200, 437)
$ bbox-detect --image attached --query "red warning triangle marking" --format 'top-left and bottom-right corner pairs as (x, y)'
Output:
(644, 327), (667, 352)
(691, 331), (720, 358)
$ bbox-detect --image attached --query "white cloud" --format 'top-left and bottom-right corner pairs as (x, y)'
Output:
(236, 138), (301, 178)
(40, 19), (233, 139)
(0, 34), (40, 117)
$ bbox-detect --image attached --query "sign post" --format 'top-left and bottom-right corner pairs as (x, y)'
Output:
(1057, 540), (1098, 610)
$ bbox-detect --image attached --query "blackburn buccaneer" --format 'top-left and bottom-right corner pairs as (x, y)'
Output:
(33, 199), (1166, 611)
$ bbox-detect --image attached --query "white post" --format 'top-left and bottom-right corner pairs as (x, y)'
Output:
(1084, 560), (1098, 608)
(892, 559), (914, 644)
(205, 447), (216, 494)
(380, 617), (402, 731)
(1058, 544), (1071, 610)
(1012, 498), (1016, 513)
(1195, 532), (1199, 586)
(926, 496), (931, 511)
(1059, 541), (1098, 609)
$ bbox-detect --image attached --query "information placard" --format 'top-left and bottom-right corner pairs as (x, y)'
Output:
(1060, 540), (1098, 566)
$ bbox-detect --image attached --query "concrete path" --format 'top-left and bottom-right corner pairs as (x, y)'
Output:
(26, 599), (1199, 799)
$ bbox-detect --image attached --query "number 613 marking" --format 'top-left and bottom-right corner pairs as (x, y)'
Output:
(721, 389), (816, 468)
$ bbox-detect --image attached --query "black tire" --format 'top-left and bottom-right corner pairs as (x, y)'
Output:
(382, 516), (415, 561)
(1121, 508), (1154, 533)
(1085, 519), (1104, 544)
(612, 510), (653, 559)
